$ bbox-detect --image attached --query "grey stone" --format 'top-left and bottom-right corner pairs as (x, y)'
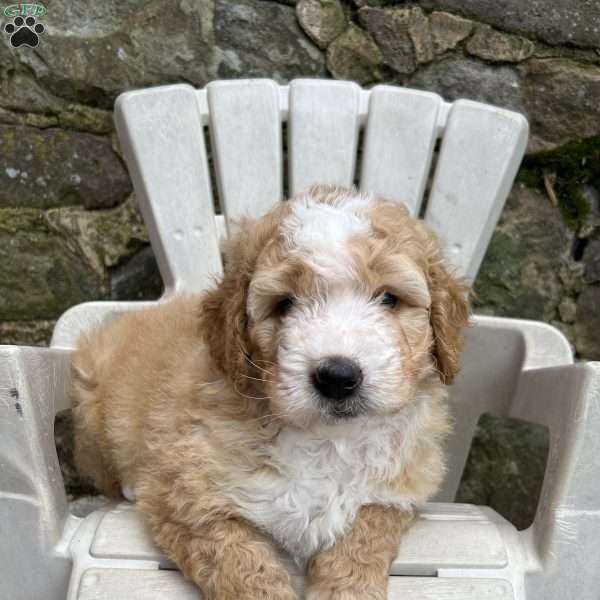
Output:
(520, 59), (600, 152)
(532, 42), (600, 67)
(0, 107), (58, 128)
(410, 56), (600, 157)
(408, 57), (525, 114)
(474, 183), (573, 322)
(358, 7), (416, 74)
(351, 0), (386, 6)
(466, 24), (535, 63)
(360, 7), (436, 71)
(419, 0), (600, 49)
(110, 245), (164, 301)
(408, 7), (435, 65)
(579, 185), (600, 239)
(0, 208), (106, 321)
(57, 105), (114, 135)
(296, 0), (347, 49)
(0, 72), (65, 114)
(0, 124), (131, 210)
(429, 11), (473, 55)
(45, 196), (149, 276)
(0, 79), (111, 135)
(326, 25), (384, 84)
(558, 297), (577, 323)
(1, 0), (325, 109)
(214, 0), (326, 80)
(574, 285), (600, 359)
(456, 414), (549, 531)
(583, 239), (600, 283)
(0, 320), (55, 346)
(1, 0), (217, 108)
(559, 262), (586, 295)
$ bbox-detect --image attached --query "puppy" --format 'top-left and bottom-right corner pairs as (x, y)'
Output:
(71, 185), (470, 600)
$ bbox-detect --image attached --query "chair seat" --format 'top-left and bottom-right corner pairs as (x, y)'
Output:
(67, 502), (518, 600)
(76, 568), (514, 600)
(77, 570), (197, 600)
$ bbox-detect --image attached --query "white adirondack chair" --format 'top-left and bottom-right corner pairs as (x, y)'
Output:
(1, 79), (599, 600)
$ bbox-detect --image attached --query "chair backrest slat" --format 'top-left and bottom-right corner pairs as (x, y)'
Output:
(114, 84), (223, 294)
(70, 78), (529, 352)
(206, 80), (283, 229)
(288, 80), (362, 196)
(360, 87), (442, 216)
(424, 100), (528, 280)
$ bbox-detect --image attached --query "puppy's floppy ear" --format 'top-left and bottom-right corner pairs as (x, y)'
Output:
(199, 210), (284, 389)
(427, 252), (471, 385)
(369, 198), (469, 384)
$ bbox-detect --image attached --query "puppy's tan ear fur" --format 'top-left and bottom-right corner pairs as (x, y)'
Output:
(428, 257), (470, 385)
(369, 198), (470, 385)
(199, 209), (286, 389)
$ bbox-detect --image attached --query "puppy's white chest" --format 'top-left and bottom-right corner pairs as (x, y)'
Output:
(227, 422), (409, 563)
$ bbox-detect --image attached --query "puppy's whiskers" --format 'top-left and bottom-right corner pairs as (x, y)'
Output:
(234, 382), (273, 402)
(252, 358), (276, 367)
(242, 353), (275, 377)
(240, 373), (275, 384)
(246, 411), (287, 426)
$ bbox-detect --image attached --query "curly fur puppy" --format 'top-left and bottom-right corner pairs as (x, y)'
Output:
(71, 185), (470, 600)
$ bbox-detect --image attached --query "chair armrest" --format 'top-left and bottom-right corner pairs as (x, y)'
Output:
(437, 316), (573, 502)
(51, 300), (159, 350)
(1, 345), (75, 600)
(0, 345), (72, 540)
(511, 363), (600, 589)
(471, 315), (573, 370)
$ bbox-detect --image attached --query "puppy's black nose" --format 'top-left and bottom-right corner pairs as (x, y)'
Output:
(313, 356), (363, 401)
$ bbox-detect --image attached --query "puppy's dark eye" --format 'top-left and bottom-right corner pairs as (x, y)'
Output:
(276, 297), (294, 316)
(380, 292), (398, 308)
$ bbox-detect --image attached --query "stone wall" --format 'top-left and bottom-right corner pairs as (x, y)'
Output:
(1, 1), (599, 525)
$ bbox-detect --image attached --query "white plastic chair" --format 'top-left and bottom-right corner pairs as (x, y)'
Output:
(1, 79), (598, 600)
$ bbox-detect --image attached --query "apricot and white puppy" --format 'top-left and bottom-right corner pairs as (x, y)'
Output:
(71, 185), (470, 600)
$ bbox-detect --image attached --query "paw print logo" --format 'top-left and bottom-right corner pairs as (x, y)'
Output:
(4, 15), (45, 48)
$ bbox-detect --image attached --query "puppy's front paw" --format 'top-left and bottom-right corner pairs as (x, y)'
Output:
(212, 574), (298, 600)
(241, 587), (298, 600)
(214, 585), (297, 600)
(306, 587), (386, 600)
